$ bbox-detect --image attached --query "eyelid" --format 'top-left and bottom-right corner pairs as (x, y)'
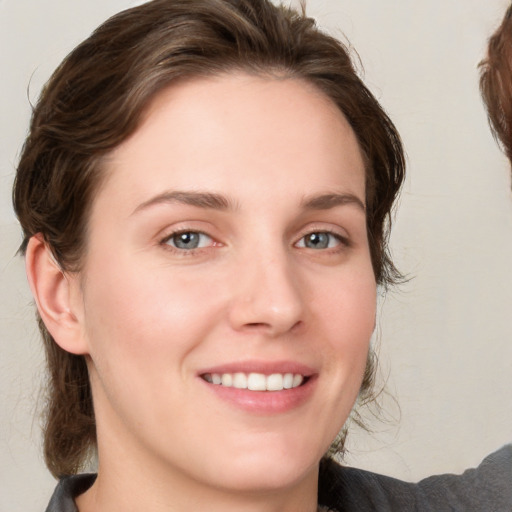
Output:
(159, 227), (220, 254)
(164, 230), (212, 246)
(293, 224), (351, 248)
(294, 230), (348, 249)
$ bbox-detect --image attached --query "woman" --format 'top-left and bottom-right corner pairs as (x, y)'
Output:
(14, 1), (402, 509)
(12, 0), (510, 510)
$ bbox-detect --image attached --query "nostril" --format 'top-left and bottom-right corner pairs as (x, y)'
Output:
(290, 320), (303, 332)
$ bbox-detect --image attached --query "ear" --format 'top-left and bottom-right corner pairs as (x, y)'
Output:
(25, 235), (89, 355)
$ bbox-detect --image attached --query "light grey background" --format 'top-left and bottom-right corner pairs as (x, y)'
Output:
(1, 0), (512, 510)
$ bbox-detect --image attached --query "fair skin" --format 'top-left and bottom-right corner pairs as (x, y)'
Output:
(27, 73), (376, 512)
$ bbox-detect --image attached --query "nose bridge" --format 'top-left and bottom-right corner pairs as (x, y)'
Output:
(228, 239), (305, 335)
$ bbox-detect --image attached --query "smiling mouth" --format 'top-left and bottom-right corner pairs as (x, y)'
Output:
(201, 372), (307, 391)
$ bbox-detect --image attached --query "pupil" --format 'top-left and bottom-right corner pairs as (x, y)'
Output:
(175, 232), (199, 249)
(307, 233), (328, 249)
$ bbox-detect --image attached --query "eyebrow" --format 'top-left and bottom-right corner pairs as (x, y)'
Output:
(132, 190), (365, 216)
(132, 191), (234, 215)
(301, 192), (366, 212)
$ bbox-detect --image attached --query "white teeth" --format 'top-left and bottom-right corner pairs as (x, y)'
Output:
(283, 373), (294, 389)
(232, 372), (247, 389)
(221, 373), (233, 386)
(204, 372), (305, 391)
(247, 373), (267, 391)
(266, 373), (283, 391)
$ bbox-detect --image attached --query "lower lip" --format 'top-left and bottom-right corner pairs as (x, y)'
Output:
(200, 376), (317, 414)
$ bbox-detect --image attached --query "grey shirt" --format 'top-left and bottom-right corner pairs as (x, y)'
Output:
(319, 445), (512, 511)
(45, 445), (512, 511)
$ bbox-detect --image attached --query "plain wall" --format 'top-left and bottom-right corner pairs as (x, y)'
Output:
(1, 0), (511, 510)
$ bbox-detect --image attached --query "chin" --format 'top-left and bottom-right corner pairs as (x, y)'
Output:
(220, 463), (316, 494)
(199, 440), (324, 494)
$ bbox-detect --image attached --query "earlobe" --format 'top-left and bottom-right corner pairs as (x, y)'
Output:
(25, 235), (89, 355)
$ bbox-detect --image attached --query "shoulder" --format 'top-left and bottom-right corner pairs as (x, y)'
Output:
(318, 444), (512, 512)
(318, 456), (417, 511)
(418, 444), (512, 510)
(44, 474), (96, 512)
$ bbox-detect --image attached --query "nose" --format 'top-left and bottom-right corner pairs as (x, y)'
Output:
(228, 249), (305, 337)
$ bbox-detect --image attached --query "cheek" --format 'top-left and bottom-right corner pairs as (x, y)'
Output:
(80, 257), (228, 433)
(319, 265), (376, 379)
(306, 266), (376, 450)
(322, 263), (376, 336)
(81, 255), (224, 368)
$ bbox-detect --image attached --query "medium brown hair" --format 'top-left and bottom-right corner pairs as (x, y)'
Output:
(13, 0), (405, 477)
(480, 4), (512, 162)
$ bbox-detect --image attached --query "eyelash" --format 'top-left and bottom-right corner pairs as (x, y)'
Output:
(294, 230), (350, 251)
(159, 228), (350, 255)
(160, 230), (216, 254)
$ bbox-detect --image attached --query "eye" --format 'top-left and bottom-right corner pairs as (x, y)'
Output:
(163, 231), (213, 250)
(296, 231), (343, 250)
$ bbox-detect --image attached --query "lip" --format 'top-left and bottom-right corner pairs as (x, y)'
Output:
(198, 360), (316, 377)
(197, 360), (317, 414)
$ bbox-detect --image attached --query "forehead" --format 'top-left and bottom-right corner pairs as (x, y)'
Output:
(99, 73), (365, 211)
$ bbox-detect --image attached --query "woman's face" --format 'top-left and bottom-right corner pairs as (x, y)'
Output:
(73, 74), (376, 494)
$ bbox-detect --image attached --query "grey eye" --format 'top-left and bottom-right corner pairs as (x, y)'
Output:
(166, 232), (211, 250)
(297, 232), (340, 249)
(305, 232), (329, 249)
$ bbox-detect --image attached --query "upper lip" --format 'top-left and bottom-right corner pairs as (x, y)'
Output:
(197, 360), (316, 377)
